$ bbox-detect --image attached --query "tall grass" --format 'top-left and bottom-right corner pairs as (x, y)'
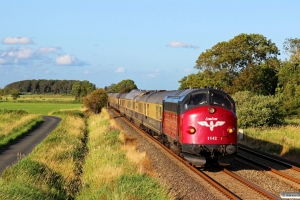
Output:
(240, 124), (300, 163)
(0, 111), (87, 199)
(0, 109), (43, 149)
(77, 109), (171, 200)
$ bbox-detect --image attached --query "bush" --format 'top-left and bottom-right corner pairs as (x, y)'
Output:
(83, 89), (108, 114)
(233, 91), (285, 128)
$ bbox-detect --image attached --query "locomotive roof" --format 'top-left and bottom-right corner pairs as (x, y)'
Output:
(164, 88), (227, 103)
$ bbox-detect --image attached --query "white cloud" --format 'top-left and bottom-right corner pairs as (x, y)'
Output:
(55, 54), (85, 66)
(7, 47), (35, 59)
(3, 37), (33, 44)
(166, 41), (199, 49)
(38, 47), (57, 54)
(0, 39), (88, 66)
(84, 70), (90, 74)
(115, 67), (125, 73)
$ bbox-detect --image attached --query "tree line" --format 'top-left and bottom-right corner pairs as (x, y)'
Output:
(0, 79), (96, 101)
(4, 79), (80, 94)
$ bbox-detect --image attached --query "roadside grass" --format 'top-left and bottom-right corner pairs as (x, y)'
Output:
(0, 109), (44, 149)
(77, 108), (172, 200)
(0, 111), (87, 200)
(0, 102), (82, 115)
(239, 122), (300, 163)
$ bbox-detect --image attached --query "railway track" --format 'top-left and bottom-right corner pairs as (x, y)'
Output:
(108, 108), (288, 199)
(238, 146), (300, 180)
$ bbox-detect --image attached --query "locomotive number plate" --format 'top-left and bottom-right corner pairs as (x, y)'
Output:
(207, 136), (217, 140)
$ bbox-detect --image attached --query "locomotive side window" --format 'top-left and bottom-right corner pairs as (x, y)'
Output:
(164, 102), (177, 113)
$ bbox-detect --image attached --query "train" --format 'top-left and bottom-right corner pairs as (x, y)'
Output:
(108, 87), (237, 167)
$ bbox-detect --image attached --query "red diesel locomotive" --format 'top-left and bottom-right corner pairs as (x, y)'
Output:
(108, 88), (237, 167)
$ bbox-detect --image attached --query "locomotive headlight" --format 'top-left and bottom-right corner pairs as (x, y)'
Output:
(208, 107), (216, 114)
(187, 126), (196, 134)
(227, 127), (235, 134)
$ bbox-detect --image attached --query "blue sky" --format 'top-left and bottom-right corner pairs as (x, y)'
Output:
(0, 1), (299, 90)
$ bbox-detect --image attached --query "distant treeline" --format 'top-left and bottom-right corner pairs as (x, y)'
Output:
(4, 79), (92, 94)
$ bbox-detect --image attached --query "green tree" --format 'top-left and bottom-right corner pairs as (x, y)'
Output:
(0, 88), (3, 99)
(83, 88), (108, 114)
(195, 33), (279, 91)
(276, 61), (300, 116)
(178, 70), (226, 90)
(283, 37), (300, 64)
(108, 79), (137, 93)
(231, 63), (279, 95)
(10, 88), (20, 100)
(71, 80), (96, 101)
(275, 38), (300, 116)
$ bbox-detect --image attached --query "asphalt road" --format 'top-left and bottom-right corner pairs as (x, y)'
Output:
(0, 116), (61, 176)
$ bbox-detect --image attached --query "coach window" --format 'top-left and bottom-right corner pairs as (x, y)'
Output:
(156, 106), (162, 119)
(146, 104), (149, 116)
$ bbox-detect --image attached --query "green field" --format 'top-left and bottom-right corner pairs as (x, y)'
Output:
(0, 102), (82, 115)
(2, 94), (75, 102)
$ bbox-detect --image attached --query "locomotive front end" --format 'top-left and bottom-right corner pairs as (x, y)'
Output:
(180, 90), (238, 167)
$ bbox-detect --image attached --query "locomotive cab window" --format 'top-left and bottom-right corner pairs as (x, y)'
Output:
(184, 93), (208, 110)
(210, 92), (234, 111)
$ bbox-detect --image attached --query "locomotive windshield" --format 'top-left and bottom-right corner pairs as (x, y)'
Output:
(210, 92), (234, 111)
(183, 90), (235, 112)
(184, 92), (208, 109)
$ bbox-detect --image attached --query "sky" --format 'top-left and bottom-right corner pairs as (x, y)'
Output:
(0, 1), (299, 90)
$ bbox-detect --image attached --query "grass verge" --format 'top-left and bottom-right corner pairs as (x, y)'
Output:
(0, 110), (87, 199)
(0, 109), (44, 149)
(239, 124), (300, 163)
(76, 108), (171, 200)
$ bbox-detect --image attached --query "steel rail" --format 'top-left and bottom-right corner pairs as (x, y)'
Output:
(237, 154), (300, 184)
(222, 168), (279, 200)
(238, 146), (300, 173)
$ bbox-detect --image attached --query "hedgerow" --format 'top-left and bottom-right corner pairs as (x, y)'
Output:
(233, 91), (285, 128)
